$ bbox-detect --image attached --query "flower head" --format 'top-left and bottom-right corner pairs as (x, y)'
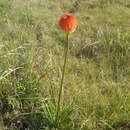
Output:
(59, 14), (77, 33)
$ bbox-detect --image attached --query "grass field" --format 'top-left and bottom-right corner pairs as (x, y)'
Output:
(0, 0), (130, 130)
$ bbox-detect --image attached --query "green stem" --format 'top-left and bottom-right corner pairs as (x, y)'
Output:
(55, 33), (69, 125)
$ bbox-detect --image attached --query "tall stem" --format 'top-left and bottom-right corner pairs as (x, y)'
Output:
(56, 33), (69, 125)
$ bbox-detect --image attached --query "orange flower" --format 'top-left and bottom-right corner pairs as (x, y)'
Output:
(59, 14), (77, 33)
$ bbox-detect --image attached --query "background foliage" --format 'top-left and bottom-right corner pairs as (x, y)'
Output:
(0, 0), (130, 130)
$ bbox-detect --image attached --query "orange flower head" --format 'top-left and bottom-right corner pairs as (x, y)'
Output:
(59, 14), (77, 33)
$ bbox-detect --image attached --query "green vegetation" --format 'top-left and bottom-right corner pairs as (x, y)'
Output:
(0, 0), (130, 129)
